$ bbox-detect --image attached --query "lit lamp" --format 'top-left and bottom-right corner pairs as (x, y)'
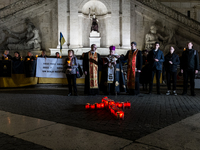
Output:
(117, 102), (124, 109)
(100, 103), (105, 108)
(35, 55), (38, 58)
(85, 103), (90, 109)
(95, 103), (101, 109)
(124, 101), (131, 108)
(90, 104), (95, 109)
(117, 111), (124, 120)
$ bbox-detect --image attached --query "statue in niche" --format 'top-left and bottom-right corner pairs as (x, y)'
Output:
(145, 25), (177, 54)
(0, 18), (41, 50)
(91, 14), (99, 32)
(89, 8), (99, 32)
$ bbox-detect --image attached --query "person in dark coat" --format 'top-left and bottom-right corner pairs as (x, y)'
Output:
(147, 42), (165, 94)
(164, 46), (180, 95)
(39, 50), (48, 58)
(180, 42), (199, 96)
(12, 51), (22, 61)
(140, 50), (149, 91)
(64, 50), (78, 96)
(2, 50), (12, 60)
(25, 51), (35, 61)
(120, 42), (142, 95)
(83, 44), (103, 95)
(55, 52), (60, 58)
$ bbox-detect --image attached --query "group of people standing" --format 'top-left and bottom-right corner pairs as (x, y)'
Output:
(65, 41), (199, 97)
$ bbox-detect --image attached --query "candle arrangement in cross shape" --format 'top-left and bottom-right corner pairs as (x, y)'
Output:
(85, 96), (131, 120)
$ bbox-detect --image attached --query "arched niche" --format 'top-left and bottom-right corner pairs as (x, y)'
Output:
(79, 0), (110, 47)
(82, 1), (108, 16)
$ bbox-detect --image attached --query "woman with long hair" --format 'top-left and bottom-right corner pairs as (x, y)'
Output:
(65, 50), (78, 96)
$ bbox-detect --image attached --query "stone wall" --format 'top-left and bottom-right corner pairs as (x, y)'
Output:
(161, 1), (200, 22)
(0, 0), (58, 52)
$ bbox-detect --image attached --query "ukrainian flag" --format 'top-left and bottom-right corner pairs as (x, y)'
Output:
(60, 32), (66, 54)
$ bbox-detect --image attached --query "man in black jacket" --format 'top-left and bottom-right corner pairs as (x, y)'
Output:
(147, 42), (165, 94)
(180, 42), (199, 96)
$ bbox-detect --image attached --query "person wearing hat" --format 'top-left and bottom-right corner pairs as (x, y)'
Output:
(83, 44), (103, 95)
(101, 46), (126, 95)
(147, 42), (165, 95)
(120, 42), (142, 95)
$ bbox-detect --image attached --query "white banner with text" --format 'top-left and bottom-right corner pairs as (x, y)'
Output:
(36, 58), (66, 78)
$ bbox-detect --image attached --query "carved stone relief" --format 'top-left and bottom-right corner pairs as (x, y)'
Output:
(0, 18), (41, 50)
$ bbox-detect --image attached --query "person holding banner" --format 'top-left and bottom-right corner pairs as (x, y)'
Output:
(39, 50), (48, 58)
(55, 52), (61, 58)
(83, 44), (103, 95)
(65, 50), (78, 96)
(12, 51), (22, 61)
(25, 51), (35, 61)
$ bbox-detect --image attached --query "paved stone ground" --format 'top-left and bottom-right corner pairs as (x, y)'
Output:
(0, 85), (200, 149)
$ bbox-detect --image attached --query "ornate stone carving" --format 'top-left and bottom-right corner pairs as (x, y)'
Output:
(0, 0), (44, 20)
(0, 18), (41, 50)
(145, 25), (177, 54)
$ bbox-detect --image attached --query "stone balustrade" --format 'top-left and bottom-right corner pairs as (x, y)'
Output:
(137, 0), (200, 33)
(0, 0), (44, 19)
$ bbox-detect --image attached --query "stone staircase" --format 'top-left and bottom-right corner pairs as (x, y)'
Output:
(0, 0), (45, 20)
(137, 0), (200, 35)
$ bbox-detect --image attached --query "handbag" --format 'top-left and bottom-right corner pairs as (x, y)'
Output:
(76, 67), (81, 78)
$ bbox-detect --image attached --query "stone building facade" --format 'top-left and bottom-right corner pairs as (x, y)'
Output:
(0, 0), (200, 56)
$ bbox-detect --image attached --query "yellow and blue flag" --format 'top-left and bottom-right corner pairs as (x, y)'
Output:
(60, 32), (66, 54)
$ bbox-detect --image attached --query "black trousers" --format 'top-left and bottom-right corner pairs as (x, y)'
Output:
(149, 69), (161, 93)
(166, 71), (177, 91)
(183, 70), (195, 94)
(129, 72), (140, 95)
(66, 74), (77, 94)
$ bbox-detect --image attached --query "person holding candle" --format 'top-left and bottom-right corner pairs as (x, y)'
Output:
(12, 51), (22, 61)
(164, 46), (180, 96)
(25, 51), (35, 61)
(83, 44), (103, 95)
(64, 50), (78, 96)
(2, 50), (12, 60)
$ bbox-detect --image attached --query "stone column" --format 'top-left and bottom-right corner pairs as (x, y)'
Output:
(111, 0), (120, 47)
(130, 0), (136, 44)
(57, 0), (68, 48)
(78, 13), (83, 47)
(122, 0), (131, 48)
(69, 0), (79, 48)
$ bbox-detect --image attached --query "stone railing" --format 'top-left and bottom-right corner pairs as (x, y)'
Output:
(0, 0), (44, 19)
(137, 0), (200, 32)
